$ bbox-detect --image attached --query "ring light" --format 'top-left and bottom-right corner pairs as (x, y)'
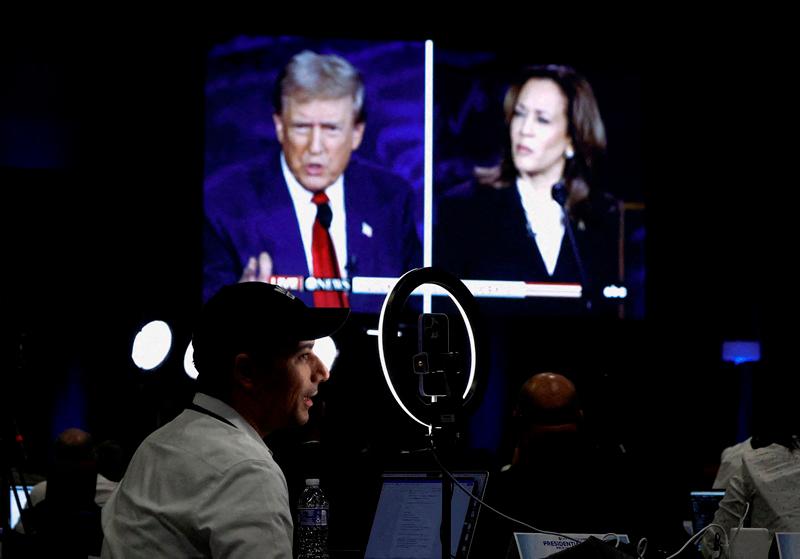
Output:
(377, 267), (479, 433)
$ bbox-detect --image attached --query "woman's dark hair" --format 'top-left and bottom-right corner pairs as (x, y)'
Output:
(476, 64), (607, 211)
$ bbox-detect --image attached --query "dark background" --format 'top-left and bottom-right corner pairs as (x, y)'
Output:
(1, 19), (790, 550)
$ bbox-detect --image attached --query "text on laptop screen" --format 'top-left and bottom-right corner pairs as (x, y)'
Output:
(365, 472), (487, 559)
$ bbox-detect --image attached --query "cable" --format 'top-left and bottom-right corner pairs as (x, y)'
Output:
(726, 501), (750, 558)
(426, 446), (745, 559)
(427, 446), (581, 544)
(635, 537), (648, 558)
(662, 492), (753, 559)
(602, 533), (622, 547)
(663, 523), (729, 559)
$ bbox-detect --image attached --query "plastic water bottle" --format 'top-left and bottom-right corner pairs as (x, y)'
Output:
(296, 478), (329, 559)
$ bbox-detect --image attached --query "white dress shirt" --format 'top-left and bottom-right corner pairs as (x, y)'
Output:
(101, 393), (292, 558)
(701, 442), (800, 558)
(713, 438), (752, 490)
(282, 153), (348, 277)
(516, 178), (564, 276)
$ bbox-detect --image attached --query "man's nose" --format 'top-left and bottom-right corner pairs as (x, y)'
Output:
(314, 354), (330, 383)
(309, 125), (323, 154)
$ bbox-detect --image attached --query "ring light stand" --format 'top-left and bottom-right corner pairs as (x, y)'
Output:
(377, 267), (480, 559)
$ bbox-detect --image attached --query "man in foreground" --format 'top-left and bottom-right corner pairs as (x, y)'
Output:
(101, 282), (349, 557)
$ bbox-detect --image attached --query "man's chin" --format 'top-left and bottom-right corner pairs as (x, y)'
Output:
(298, 177), (333, 193)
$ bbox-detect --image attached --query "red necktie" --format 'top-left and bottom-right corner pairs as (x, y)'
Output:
(311, 191), (349, 308)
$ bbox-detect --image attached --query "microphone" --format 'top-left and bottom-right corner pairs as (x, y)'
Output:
(345, 254), (357, 277)
(551, 181), (591, 309)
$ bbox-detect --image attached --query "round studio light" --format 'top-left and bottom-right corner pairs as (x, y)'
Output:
(131, 320), (173, 371)
(314, 336), (339, 372)
(183, 341), (199, 380)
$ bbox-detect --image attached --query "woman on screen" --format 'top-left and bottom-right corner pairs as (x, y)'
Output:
(435, 64), (620, 311)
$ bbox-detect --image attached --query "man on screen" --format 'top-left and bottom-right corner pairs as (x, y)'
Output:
(203, 50), (421, 311)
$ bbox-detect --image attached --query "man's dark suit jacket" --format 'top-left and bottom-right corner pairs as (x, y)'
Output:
(203, 151), (421, 313)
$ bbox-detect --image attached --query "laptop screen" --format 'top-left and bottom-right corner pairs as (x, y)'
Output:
(9, 485), (35, 529)
(689, 490), (725, 535)
(775, 532), (800, 559)
(364, 471), (488, 559)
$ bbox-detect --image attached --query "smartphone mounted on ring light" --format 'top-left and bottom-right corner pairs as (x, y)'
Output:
(413, 313), (460, 400)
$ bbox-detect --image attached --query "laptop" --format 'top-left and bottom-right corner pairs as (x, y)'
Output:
(775, 532), (800, 559)
(729, 527), (770, 559)
(8, 484), (35, 530)
(689, 490), (725, 535)
(364, 471), (489, 559)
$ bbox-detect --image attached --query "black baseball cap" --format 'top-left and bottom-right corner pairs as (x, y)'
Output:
(192, 282), (349, 369)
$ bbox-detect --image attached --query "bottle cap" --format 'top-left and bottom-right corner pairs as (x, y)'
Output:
(305, 478), (320, 486)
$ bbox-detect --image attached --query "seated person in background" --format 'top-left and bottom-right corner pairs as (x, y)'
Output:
(700, 388), (800, 558)
(471, 372), (636, 556)
(18, 433), (123, 520)
(712, 437), (752, 490)
(16, 427), (104, 558)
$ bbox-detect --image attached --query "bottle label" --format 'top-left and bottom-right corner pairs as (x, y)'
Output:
(298, 507), (328, 526)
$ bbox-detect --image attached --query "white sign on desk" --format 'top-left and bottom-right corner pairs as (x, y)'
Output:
(510, 532), (630, 559)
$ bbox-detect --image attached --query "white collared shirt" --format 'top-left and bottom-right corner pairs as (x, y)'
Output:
(282, 153), (349, 277)
(516, 177), (564, 276)
(101, 393), (292, 558)
(702, 443), (800, 557)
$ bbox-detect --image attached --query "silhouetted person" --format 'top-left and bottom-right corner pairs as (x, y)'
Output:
(472, 372), (635, 556)
(510, 372), (585, 467)
(700, 371), (800, 559)
(20, 437), (124, 517)
(17, 427), (103, 558)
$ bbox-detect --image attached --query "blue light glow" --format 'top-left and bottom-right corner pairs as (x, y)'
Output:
(722, 340), (761, 364)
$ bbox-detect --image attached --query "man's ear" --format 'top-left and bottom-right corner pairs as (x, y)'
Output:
(233, 353), (256, 390)
(351, 121), (365, 151)
(273, 113), (286, 144)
